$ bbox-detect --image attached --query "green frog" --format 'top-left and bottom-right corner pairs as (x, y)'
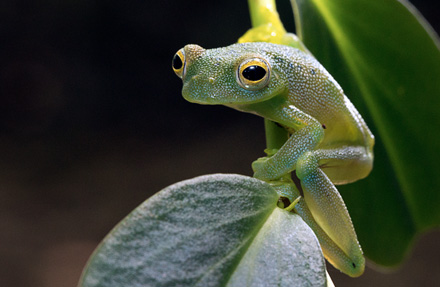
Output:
(172, 42), (374, 277)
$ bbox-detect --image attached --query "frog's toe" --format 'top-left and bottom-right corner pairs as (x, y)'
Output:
(252, 157), (279, 180)
(252, 158), (267, 179)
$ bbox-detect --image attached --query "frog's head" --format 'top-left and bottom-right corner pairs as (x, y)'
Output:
(172, 43), (287, 106)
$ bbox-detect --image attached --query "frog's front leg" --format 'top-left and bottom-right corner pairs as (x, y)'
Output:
(248, 103), (325, 180)
(252, 124), (323, 179)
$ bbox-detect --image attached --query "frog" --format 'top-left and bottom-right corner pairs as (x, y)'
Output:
(172, 42), (374, 277)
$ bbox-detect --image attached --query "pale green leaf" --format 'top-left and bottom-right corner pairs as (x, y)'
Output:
(79, 174), (328, 287)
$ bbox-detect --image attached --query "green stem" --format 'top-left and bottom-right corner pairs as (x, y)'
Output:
(264, 120), (288, 150)
(248, 0), (279, 27)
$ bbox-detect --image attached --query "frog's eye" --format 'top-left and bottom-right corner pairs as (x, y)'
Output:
(237, 58), (271, 90)
(172, 50), (185, 79)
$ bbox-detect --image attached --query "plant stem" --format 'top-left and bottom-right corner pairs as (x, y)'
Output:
(247, 0), (279, 27)
(264, 120), (288, 150)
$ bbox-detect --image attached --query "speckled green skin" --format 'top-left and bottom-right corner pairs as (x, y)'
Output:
(175, 42), (374, 277)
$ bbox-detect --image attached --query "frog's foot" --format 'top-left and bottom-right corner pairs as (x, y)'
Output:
(252, 148), (281, 180)
(252, 156), (278, 181)
(263, 148), (278, 157)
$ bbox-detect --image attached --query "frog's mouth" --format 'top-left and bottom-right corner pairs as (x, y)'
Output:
(182, 73), (233, 105)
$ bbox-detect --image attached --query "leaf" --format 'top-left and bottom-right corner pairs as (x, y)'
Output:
(79, 174), (328, 287)
(228, 208), (327, 286)
(291, 0), (440, 266)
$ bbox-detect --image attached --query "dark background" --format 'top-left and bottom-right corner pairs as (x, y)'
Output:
(1, 1), (438, 286)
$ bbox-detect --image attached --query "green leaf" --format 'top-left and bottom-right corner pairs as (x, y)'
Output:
(228, 208), (327, 286)
(79, 174), (328, 287)
(291, 0), (440, 266)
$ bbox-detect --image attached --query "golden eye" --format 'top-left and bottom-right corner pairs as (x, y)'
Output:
(236, 58), (270, 90)
(172, 49), (185, 79)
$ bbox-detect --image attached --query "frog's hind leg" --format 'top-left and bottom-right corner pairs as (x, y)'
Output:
(318, 146), (373, 185)
(295, 146), (369, 277)
(294, 196), (365, 277)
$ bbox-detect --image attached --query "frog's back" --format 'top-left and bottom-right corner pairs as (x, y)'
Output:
(257, 43), (374, 151)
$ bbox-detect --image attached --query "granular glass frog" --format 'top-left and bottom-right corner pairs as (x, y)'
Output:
(172, 42), (374, 277)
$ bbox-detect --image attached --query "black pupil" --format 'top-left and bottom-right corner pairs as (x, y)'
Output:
(242, 65), (266, 81)
(173, 54), (183, 70)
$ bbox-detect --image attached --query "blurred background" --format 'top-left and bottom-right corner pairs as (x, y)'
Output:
(0, 0), (438, 286)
